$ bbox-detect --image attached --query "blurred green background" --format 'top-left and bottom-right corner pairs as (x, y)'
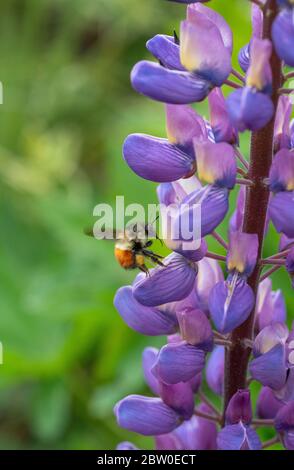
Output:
(0, 0), (291, 450)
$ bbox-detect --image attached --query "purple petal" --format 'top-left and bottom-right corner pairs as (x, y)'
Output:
(187, 3), (233, 53)
(180, 18), (231, 86)
(246, 38), (272, 92)
(152, 341), (205, 384)
(194, 140), (237, 189)
(116, 442), (138, 450)
(269, 149), (294, 192)
(206, 346), (225, 396)
(168, 238), (207, 263)
(159, 381), (195, 420)
(114, 395), (181, 436)
(269, 191), (294, 238)
(155, 433), (183, 451)
(208, 88), (238, 145)
(196, 257), (224, 313)
(142, 347), (160, 395)
(227, 231), (259, 277)
(133, 253), (198, 307)
(253, 322), (289, 356)
(209, 277), (255, 334)
(175, 185), (229, 239)
(274, 96), (292, 152)
(256, 278), (287, 331)
(249, 344), (288, 390)
(123, 134), (195, 183)
(238, 44), (250, 73)
(176, 307), (213, 351)
(279, 234), (294, 251)
(229, 186), (246, 232)
(131, 60), (211, 104)
(146, 35), (184, 71)
(114, 286), (178, 335)
(225, 389), (252, 425)
(237, 5), (264, 72)
(217, 423), (262, 450)
(272, 9), (294, 67)
(175, 404), (218, 450)
(276, 401), (294, 431)
(256, 387), (284, 420)
(227, 87), (274, 132)
(166, 104), (206, 153)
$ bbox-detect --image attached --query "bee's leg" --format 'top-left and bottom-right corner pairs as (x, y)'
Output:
(143, 252), (165, 267)
(139, 264), (150, 276)
(144, 240), (153, 248)
(142, 249), (164, 259)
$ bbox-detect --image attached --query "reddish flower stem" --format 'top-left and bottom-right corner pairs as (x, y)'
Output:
(223, 1), (283, 416)
(260, 264), (282, 282)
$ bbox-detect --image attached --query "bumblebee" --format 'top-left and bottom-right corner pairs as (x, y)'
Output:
(85, 222), (164, 274)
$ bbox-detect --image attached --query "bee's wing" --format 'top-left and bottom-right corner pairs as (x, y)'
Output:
(84, 227), (125, 240)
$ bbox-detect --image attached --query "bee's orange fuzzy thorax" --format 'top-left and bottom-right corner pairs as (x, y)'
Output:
(114, 248), (135, 269)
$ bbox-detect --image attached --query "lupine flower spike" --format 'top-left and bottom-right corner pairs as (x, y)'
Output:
(112, 0), (294, 451)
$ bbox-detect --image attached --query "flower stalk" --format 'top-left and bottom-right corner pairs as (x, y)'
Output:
(224, 0), (283, 412)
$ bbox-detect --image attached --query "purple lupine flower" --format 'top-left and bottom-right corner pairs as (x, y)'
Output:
(155, 403), (218, 451)
(176, 307), (213, 351)
(132, 252), (198, 306)
(131, 4), (232, 104)
(269, 191), (294, 238)
(209, 233), (257, 334)
(195, 139), (237, 189)
(269, 149), (294, 238)
(227, 231), (259, 277)
(209, 275), (255, 334)
(174, 404), (218, 450)
(217, 390), (262, 450)
(249, 322), (289, 390)
(114, 286), (178, 335)
(195, 257), (224, 313)
(123, 104), (208, 183)
(123, 134), (196, 183)
(114, 395), (182, 436)
(255, 278), (286, 331)
(173, 185), (230, 238)
(256, 387), (284, 420)
(269, 149), (294, 192)
(142, 346), (198, 421)
(275, 402), (294, 450)
(208, 88), (239, 145)
(272, 7), (294, 67)
(151, 340), (205, 384)
(180, 13), (231, 86)
(173, 141), (236, 239)
(206, 346), (225, 396)
(227, 38), (274, 132)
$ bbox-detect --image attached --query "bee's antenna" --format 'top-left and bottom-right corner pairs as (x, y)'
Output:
(145, 215), (163, 246)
